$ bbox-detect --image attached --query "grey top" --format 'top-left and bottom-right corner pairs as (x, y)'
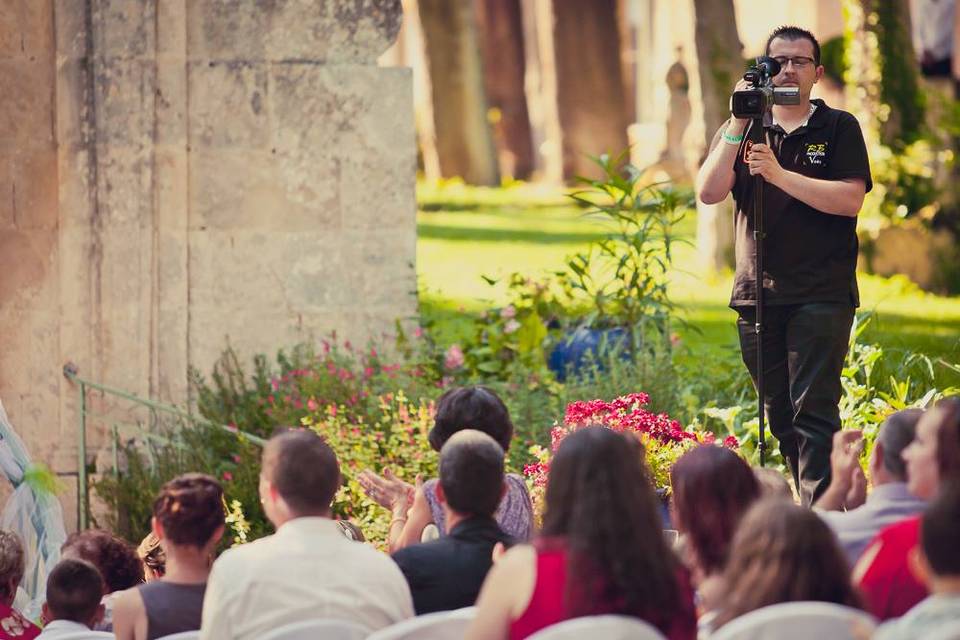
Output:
(874, 594), (960, 640)
(818, 482), (926, 565)
(139, 581), (206, 640)
(423, 473), (534, 542)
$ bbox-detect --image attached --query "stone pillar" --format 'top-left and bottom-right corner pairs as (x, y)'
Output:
(1, 0), (414, 529)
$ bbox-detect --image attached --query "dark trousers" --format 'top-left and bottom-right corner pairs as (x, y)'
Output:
(735, 302), (854, 505)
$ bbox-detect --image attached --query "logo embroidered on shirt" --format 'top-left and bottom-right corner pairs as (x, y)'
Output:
(805, 142), (827, 165)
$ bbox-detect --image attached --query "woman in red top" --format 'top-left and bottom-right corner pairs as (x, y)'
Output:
(0, 530), (40, 640)
(466, 427), (697, 640)
(854, 396), (960, 620)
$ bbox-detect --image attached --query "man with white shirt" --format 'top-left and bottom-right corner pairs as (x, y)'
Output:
(38, 558), (105, 639)
(817, 409), (927, 564)
(200, 430), (413, 640)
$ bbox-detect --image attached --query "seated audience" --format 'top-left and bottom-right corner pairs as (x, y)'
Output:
(200, 429), (413, 640)
(136, 533), (165, 582)
(670, 445), (760, 617)
(114, 473), (225, 640)
(359, 386), (534, 551)
(753, 467), (794, 500)
(61, 529), (143, 631)
(0, 530), (40, 640)
(712, 498), (862, 629)
(392, 430), (514, 614)
(855, 396), (960, 620)
(466, 426), (697, 640)
(817, 409), (926, 564)
(875, 482), (960, 639)
(38, 559), (105, 639)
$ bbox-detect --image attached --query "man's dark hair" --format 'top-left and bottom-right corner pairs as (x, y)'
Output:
(921, 481), (960, 576)
(428, 386), (514, 452)
(439, 430), (505, 518)
(765, 25), (821, 65)
(876, 409), (923, 480)
(46, 558), (104, 623)
(264, 429), (340, 516)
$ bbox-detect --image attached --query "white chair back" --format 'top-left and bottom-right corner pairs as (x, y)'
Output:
(257, 618), (368, 640)
(368, 607), (476, 640)
(927, 621), (960, 640)
(709, 602), (877, 640)
(525, 615), (668, 640)
(50, 633), (114, 640)
(154, 632), (200, 640)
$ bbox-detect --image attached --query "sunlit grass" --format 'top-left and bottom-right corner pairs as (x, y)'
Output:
(417, 182), (960, 388)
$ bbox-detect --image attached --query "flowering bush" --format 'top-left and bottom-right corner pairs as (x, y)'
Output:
(302, 392), (439, 548)
(523, 393), (737, 518)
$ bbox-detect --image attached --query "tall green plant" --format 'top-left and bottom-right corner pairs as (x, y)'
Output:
(565, 152), (691, 356)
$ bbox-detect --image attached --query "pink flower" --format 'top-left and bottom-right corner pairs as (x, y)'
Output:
(503, 319), (521, 334)
(723, 435), (740, 448)
(222, 471), (233, 482)
(500, 305), (517, 320)
(414, 327), (424, 338)
(225, 424), (238, 433)
(232, 455), (242, 463)
(444, 344), (465, 370)
(307, 398), (319, 411)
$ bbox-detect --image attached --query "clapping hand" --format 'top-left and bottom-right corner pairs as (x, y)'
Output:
(358, 468), (414, 513)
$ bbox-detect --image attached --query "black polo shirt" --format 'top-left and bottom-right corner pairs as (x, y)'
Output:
(727, 99), (872, 307)
(391, 516), (513, 615)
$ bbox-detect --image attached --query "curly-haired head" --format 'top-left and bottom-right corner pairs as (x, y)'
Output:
(427, 386), (514, 452)
(61, 529), (143, 594)
(0, 530), (25, 603)
(153, 473), (224, 549)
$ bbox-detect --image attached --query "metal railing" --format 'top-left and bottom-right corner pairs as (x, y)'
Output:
(62, 363), (267, 530)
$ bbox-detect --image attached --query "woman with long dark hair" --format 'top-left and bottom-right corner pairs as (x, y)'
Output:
(670, 445), (761, 617)
(713, 498), (862, 629)
(466, 426), (696, 639)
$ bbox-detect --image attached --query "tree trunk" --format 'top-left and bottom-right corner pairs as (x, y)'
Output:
(476, 0), (535, 180)
(692, 0), (743, 271)
(418, 0), (500, 185)
(865, 0), (924, 149)
(692, 0), (744, 158)
(551, 0), (630, 180)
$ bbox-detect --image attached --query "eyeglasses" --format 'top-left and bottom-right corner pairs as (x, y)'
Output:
(773, 56), (815, 69)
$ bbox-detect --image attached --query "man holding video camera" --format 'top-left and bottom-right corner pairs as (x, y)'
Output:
(696, 26), (872, 505)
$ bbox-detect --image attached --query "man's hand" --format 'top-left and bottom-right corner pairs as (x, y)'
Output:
(814, 429), (865, 511)
(747, 143), (785, 183)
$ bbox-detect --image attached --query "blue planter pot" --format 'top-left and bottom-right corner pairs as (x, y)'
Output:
(547, 326), (630, 382)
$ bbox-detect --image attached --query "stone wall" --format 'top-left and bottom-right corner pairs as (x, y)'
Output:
(0, 0), (415, 529)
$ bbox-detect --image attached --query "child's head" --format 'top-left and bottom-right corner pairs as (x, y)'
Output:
(917, 481), (960, 586)
(42, 558), (105, 628)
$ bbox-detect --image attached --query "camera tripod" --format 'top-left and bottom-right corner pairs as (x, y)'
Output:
(747, 114), (772, 467)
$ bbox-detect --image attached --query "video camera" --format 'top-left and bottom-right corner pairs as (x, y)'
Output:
(731, 56), (801, 120)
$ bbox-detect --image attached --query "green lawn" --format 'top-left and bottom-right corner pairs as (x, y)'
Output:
(417, 182), (960, 390)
